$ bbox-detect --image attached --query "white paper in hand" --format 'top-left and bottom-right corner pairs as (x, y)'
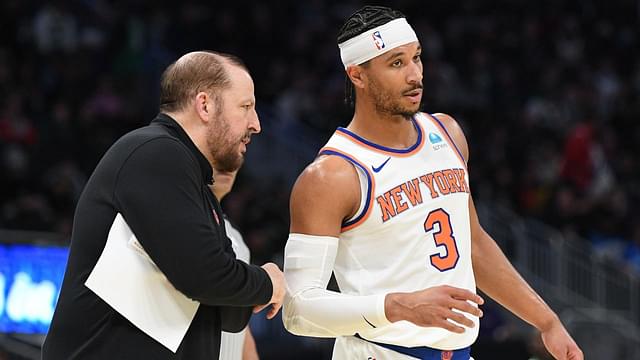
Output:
(85, 213), (200, 352)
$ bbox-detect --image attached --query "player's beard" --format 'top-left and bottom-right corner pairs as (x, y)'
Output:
(369, 76), (422, 119)
(207, 110), (247, 173)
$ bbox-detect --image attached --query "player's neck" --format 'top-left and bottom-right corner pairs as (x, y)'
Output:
(347, 102), (418, 149)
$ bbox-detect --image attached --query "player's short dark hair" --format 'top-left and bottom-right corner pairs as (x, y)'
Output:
(337, 6), (407, 107)
(159, 51), (248, 113)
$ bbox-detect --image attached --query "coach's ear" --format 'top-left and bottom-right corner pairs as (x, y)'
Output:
(346, 65), (367, 90)
(194, 91), (215, 124)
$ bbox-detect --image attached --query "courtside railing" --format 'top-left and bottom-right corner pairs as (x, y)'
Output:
(477, 203), (640, 357)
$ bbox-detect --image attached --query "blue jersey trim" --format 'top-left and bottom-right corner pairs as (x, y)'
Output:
(317, 149), (372, 228)
(427, 113), (466, 163)
(354, 334), (471, 360)
(336, 117), (422, 154)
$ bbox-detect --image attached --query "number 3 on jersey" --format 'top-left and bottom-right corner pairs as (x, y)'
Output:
(424, 208), (459, 271)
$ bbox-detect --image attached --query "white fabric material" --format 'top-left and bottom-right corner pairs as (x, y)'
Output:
(338, 18), (418, 68)
(85, 213), (199, 353)
(219, 218), (250, 360)
(218, 328), (246, 360)
(343, 163), (368, 224)
(320, 113), (479, 350)
(223, 218), (250, 264)
(282, 233), (390, 337)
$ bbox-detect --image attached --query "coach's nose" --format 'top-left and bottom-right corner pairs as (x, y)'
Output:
(249, 108), (261, 134)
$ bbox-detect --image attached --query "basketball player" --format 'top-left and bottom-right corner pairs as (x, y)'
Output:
(212, 168), (259, 360)
(283, 6), (583, 360)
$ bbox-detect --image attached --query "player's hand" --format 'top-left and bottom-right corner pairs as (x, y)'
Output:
(384, 285), (484, 333)
(540, 319), (583, 360)
(253, 263), (286, 319)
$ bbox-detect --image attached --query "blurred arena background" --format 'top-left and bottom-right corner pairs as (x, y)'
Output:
(1, 0), (639, 358)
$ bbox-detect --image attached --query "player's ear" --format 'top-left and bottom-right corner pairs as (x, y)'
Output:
(346, 65), (367, 90)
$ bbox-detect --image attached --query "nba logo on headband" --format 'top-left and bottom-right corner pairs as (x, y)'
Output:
(372, 31), (385, 50)
(339, 18), (418, 68)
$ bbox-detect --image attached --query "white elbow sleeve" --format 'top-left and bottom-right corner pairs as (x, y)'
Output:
(283, 233), (390, 337)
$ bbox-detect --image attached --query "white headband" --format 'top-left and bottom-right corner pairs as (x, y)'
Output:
(338, 18), (418, 69)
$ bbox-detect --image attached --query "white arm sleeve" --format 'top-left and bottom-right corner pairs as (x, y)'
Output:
(282, 233), (391, 337)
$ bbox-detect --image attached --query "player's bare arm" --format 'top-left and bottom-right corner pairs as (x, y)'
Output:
(287, 152), (483, 335)
(289, 155), (360, 237)
(384, 285), (483, 334)
(286, 154), (394, 336)
(435, 112), (583, 360)
(242, 328), (259, 360)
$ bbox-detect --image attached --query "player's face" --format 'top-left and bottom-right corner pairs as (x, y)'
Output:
(207, 65), (260, 172)
(365, 42), (423, 118)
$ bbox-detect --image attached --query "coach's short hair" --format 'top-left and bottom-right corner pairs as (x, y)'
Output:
(159, 51), (247, 113)
(337, 6), (407, 107)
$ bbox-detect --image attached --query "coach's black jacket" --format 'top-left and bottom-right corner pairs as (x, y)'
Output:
(42, 113), (272, 360)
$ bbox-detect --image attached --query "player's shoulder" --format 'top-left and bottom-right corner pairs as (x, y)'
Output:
(425, 112), (469, 162)
(426, 112), (462, 136)
(289, 153), (361, 234)
(290, 153), (360, 214)
(294, 154), (359, 194)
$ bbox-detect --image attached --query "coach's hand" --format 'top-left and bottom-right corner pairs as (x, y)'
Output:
(540, 318), (583, 360)
(254, 263), (286, 319)
(384, 285), (484, 333)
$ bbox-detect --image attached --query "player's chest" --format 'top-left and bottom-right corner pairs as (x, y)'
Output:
(369, 154), (469, 225)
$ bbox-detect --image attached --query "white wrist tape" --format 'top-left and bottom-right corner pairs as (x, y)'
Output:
(338, 18), (418, 68)
(283, 233), (390, 337)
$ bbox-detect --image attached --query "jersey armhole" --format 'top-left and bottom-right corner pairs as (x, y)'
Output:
(318, 147), (375, 232)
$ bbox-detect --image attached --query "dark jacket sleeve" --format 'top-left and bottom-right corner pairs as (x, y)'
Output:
(220, 306), (253, 333)
(113, 137), (272, 306)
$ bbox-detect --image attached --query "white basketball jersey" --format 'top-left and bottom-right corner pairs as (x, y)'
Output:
(219, 218), (251, 360)
(319, 112), (479, 350)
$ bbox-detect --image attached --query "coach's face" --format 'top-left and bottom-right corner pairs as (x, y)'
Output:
(364, 41), (423, 118)
(207, 64), (260, 172)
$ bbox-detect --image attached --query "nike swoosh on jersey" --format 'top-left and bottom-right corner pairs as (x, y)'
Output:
(371, 157), (391, 173)
(362, 315), (377, 328)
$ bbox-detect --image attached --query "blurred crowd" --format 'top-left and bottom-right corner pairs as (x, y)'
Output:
(1, 0), (639, 281)
(2, 0), (639, 357)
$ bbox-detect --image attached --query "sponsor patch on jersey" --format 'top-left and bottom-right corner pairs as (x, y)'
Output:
(429, 133), (448, 150)
(429, 132), (443, 144)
